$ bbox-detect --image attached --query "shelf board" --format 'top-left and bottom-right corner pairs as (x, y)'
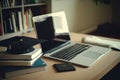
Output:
(22, 28), (34, 33)
(1, 3), (46, 10)
(0, 32), (22, 41)
(24, 3), (46, 7)
(0, 28), (34, 41)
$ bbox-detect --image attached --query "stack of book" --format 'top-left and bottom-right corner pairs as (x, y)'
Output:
(0, 48), (47, 79)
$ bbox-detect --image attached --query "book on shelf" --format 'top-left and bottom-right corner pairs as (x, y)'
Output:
(2, 11), (15, 34)
(0, 58), (47, 79)
(3, 21), (7, 34)
(29, 0), (36, 4)
(1, 8), (26, 34)
(14, 10), (20, 31)
(2, 10), (21, 34)
(18, 11), (23, 31)
(28, 9), (34, 29)
(1, 0), (22, 8)
(0, 53), (42, 66)
(11, 12), (17, 32)
(8, 17), (14, 33)
(23, 9), (34, 31)
(0, 48), (42, 60)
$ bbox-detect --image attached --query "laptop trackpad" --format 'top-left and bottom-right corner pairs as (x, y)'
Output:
(70, 56), (95, 67)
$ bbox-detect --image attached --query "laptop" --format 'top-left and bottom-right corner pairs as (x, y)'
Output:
(33, 11), (111, 67)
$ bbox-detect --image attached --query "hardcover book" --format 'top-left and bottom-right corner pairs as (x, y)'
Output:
(0, 58), (47, 79)
(0, 48), (42, 60)
(0, 53), (41, 66)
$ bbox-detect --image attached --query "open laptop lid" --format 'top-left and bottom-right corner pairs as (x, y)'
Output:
(33, 11), (71, 53)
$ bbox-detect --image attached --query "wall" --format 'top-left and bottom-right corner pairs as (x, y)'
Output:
(51, 0), (112, 33)
(112, 0), (120, 26)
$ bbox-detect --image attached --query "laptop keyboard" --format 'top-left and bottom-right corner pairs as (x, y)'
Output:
(50, 44), (90, 61)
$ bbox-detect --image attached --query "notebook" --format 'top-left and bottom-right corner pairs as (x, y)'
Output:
(33, 11), (111, 67)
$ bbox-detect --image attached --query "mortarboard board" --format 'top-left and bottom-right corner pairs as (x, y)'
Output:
(0, 36), (45, 54)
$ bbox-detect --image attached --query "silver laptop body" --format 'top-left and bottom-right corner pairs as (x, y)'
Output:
(33, 11), (111, 67)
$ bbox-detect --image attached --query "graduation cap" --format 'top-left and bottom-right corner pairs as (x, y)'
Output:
(0, 36), (45, 54)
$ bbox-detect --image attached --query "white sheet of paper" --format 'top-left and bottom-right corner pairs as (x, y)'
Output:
(82, 36), (120, 50)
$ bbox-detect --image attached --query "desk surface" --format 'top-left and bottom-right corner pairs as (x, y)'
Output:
(5, 32), (120, 80)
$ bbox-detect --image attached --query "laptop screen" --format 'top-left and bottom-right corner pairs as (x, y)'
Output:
(33, 11), (71, 53)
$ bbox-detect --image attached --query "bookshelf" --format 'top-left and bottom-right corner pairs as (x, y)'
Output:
(0, 0), (48, 41)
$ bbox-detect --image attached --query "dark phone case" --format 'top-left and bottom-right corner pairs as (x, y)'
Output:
(53, 63), (76, 72)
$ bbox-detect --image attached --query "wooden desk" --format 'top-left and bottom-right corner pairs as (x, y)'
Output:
(5, 32), (120, 80)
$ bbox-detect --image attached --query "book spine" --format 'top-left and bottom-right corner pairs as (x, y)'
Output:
(18, 11), (23, 31)
(28, 9), (33, 29)
(3, 20), (7, 34)
(11, 12), (17, 32)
